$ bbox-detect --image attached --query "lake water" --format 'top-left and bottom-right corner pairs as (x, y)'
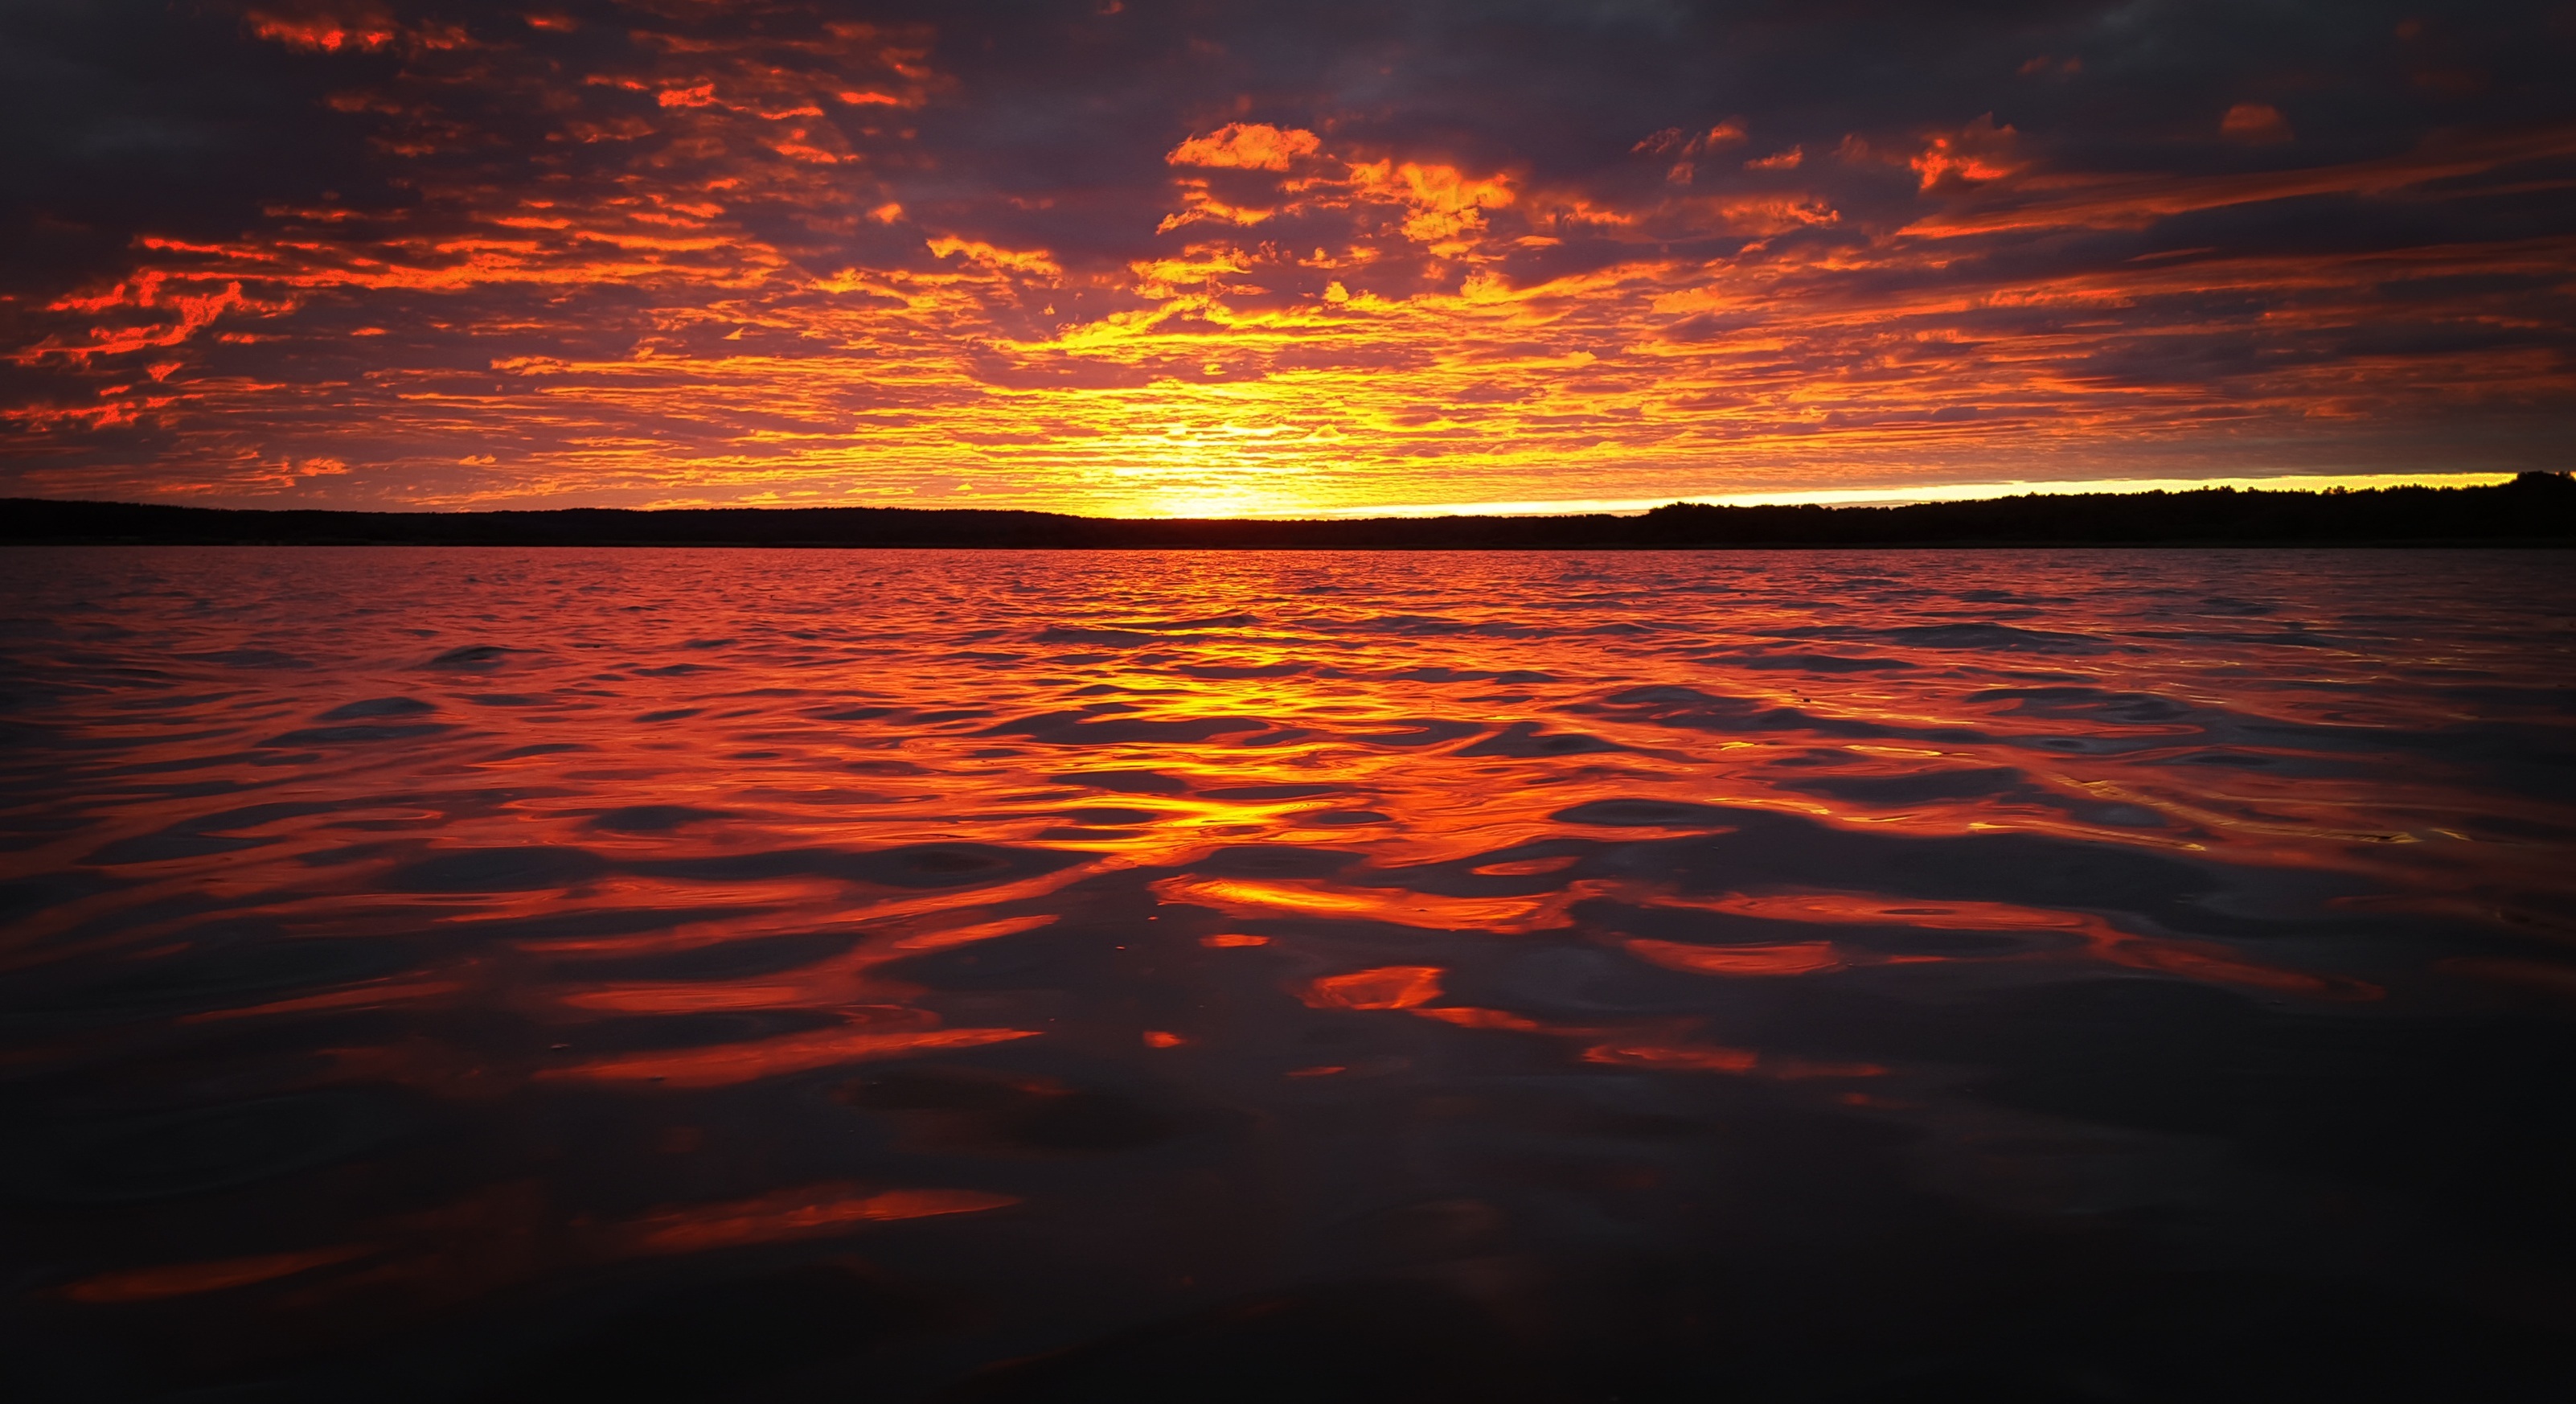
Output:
(4, 547), (2574, 1402)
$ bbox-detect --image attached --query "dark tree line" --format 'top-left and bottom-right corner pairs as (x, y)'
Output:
(7, 474), (2570, 548)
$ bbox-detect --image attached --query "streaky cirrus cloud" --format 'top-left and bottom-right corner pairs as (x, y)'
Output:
(2, 0), (2571, 515)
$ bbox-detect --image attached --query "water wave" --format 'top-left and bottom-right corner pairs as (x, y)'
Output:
(2, 547), (2572, 1400)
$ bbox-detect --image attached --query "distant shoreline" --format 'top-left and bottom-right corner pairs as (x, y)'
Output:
(7, 476), (2573, 548)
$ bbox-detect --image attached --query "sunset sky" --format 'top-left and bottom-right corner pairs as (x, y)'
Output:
(5, 1), (2572, 516)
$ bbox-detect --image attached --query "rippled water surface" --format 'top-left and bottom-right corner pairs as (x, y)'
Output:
(6, 546), (2576, 1402)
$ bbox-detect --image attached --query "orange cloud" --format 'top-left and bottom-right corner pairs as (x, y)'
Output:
(1167, 122), (1323, 170)
(1347, 158), (1519, 245)
(1709, 195), (1840, 233)
(17, 276), (257, 363)
(928, 236), (1063, 277)
(1156, 181), (1280, 232)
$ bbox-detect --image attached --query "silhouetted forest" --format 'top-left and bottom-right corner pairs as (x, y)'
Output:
(8, 474), (2572, 548)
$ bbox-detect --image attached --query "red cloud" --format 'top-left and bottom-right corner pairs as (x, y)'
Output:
(1636, 121), (1750, 186)
(2221, 102), (2295, 144)
(1635, 121), (1747, 157)
(244, 4), (468, 55)
(244, 6), (397, 53)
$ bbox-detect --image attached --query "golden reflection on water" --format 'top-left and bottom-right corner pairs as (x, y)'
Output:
(3, 546), (2574, 1395)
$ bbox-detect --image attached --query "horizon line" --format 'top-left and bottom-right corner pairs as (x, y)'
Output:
(11, 470), (2538, 523)
(1269, 471), (2529, 520)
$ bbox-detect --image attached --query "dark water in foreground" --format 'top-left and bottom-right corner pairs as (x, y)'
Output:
(3, 547), (2574, 1402)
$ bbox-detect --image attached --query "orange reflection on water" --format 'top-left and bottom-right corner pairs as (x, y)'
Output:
(182, 979), (466, 1022)
(1623, 939), (1846, 977)
(538, 1023), (1040, 1089)
(1581, 1041), (1887, 1081)
(1411, 1006), (1550, 1032)
(1302, 966), (1446, 1010)
(556, 983), (820, 1014)
(1411, 1006), (1883, 1079)
(1581, 1041), (1758, 1074)
(1691, 893), (2106, 932)
(1471, 856), (1586, 876)
(882, 913), (1060, 953)
(1301, 968), (1878, 1080)
(2108, 941), (2380, 1000)
(1156, 876), (1573, 933)
(63, 1246), (377, 1304)
(519, 913), (1062, 1086)
(614, 1184), (1019, 1254)
(1671, 890), (2377, 1000)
